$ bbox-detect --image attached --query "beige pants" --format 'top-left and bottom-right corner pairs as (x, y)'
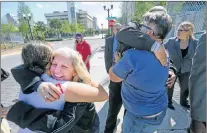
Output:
(1, 119), (11, 133)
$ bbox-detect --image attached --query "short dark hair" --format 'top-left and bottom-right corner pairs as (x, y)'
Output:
(21, 41), (53, 74)
(142, 10), (172, 39)
(148, 6), (167, 14)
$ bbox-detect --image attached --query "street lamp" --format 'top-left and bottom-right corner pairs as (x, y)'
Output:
(101, 24), (103, 39)
(23, 13), (33, 40)
(103, 4), (113, 36)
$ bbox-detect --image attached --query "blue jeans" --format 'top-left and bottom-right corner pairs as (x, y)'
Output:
(123, 110), (166, 133)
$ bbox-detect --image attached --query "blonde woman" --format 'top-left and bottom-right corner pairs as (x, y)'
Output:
(164, 21), (198, 109)
(5, 43), (107, 133)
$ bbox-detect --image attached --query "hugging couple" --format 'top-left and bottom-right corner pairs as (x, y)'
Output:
(2, 41), (108, 133)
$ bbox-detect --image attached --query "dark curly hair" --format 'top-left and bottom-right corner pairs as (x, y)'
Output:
(21, 41), (53, 74)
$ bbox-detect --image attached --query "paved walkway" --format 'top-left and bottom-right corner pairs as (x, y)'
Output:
(90, 51), (190, 133)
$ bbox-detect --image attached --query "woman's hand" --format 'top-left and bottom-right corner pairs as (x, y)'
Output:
(114, 52), (121, 63)
(166, 70), (176, 88)
(1, 105), (12, 118)
(37, 82), (62, 102)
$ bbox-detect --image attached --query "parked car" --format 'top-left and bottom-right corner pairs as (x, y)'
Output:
(194, 30), (206, 40)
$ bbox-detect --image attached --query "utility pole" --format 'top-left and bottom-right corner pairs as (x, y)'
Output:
(23, 13), (33, 40)
(103, 5), (113, 36)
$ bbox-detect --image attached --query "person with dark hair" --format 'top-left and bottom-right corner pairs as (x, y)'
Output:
(188, 33), (206, 133)
(116, 6), (177, 111)
(74, 33), (92, 72)
(109, 6), (173, 132)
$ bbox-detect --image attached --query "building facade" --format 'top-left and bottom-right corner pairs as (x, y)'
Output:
(76, 10), (93, 29)
(67, 2), (77, 24)
(93, 17), (98, 30)
(44, 11), (68, 25)
(1, 13), (19, 26)
(44, 2), (97, 30)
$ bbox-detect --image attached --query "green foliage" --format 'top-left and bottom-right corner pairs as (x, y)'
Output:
(76, 23), (85, 33)
(47, 27), (56, 34)
(49, 18), (62, 29)
(70, 24), (77, 33)
(34, 21), (46, 40)
(19, 22), (28, 36)
(60, 20), (71, 33)
(132, 2), (158, 23)
(49, 18), (62, 39)
(1, 24), (19, 33)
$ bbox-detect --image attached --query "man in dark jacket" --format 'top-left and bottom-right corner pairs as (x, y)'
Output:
(104, 23), (123, 133)
(188, 33), (206, 133)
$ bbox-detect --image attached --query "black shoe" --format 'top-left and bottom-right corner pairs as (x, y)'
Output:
(187, 127), (191, 133)
(181, 103), (190, 109)
(168, 103), (175, 110)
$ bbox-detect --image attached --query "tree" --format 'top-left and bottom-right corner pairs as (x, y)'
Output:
(17, 2), (33, 38)
(19, 22), (29, 37)
(1, 24), (19, 33)
(60, 20), (71, 34)
(131, 2), (158, 23)
(76, 23), (85, 33)
(34, 21), (46, 40)
(49, 18), (62, 39)
(17, 2), (32, 23)
(70, 23), (77, 33)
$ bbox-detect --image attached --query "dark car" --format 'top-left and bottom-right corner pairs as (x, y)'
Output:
(194, 30), (206, 40)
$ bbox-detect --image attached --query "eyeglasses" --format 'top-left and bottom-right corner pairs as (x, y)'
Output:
(129, 21), (155, 33)
(178, 29), (189, 32)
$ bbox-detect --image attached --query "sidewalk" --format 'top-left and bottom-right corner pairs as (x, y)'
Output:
(90, 50), (190, 133)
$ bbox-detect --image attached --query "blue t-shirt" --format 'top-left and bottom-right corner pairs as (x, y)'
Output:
(112, 49), (168, 116)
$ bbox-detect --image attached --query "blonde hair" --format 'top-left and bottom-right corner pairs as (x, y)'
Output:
(178, 21), (195, 40)
(51, 47), (91, 84)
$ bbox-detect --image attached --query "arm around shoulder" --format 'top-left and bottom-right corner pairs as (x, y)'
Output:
(63, 81), (108, 103)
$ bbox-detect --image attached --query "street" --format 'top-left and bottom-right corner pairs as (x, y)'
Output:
(1, 37), (190, 133)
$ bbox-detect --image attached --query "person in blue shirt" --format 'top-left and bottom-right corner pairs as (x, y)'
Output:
(109, 7), (173, 133)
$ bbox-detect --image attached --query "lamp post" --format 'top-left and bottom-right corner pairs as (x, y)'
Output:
(103, 4), (113, 36)
(101, 24), (103, 39)
(23, 13), (33, 40)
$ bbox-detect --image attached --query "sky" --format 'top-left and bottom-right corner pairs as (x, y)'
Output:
(1, 2), (122, 28)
